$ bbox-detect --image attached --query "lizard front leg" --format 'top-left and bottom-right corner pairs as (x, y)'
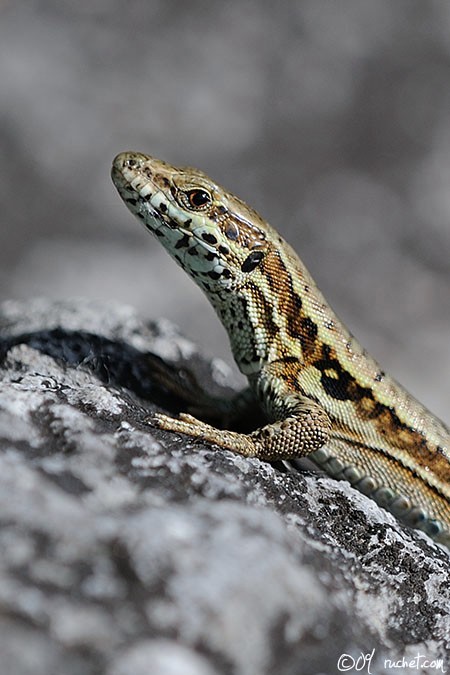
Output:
(152, 372), (331, 461)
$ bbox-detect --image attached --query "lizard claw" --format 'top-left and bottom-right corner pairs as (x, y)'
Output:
(150, 411), (211, 438)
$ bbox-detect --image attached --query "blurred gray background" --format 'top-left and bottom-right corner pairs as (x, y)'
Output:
(1, 0), (449, 419)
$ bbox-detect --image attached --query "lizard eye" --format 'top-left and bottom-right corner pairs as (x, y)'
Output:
(185, 189), (211, 209)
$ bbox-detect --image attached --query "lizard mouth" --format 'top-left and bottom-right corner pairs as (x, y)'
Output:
(111, 152), (171, 233)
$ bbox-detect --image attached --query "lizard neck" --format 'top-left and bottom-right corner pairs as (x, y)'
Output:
(208, 242), (314, 376)
(206, 243), (312, 378)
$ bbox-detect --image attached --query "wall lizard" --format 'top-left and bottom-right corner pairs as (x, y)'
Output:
(111, 151), (450, 548)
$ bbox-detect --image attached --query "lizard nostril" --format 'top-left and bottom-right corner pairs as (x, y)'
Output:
(113, 152), (150, 172)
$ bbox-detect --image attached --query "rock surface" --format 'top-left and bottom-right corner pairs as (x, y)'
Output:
(0, 299), (449, 675)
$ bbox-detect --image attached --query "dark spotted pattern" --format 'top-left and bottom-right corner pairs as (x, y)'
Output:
(175, 233), (191, 249)
(314, 352), (360, 402)
(313, 343), (450, 482)
(288, 316), (318, 360)
(241, 250), (264, 273)
(315, 345), (377, 405)
(202, 232), (217, 245)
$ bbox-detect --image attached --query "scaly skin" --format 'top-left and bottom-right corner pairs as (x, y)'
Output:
(111, 151), (450, 547)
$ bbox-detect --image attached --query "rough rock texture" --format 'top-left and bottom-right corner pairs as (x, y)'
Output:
(0, 299), (449, 675)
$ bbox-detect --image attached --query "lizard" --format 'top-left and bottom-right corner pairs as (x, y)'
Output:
(111, 151), (450, 548)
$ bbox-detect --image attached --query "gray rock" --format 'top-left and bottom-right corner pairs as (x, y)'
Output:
(0, 299), (449, 675)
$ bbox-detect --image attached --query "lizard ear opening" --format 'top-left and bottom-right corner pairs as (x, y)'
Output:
(241, 249), (264, 273)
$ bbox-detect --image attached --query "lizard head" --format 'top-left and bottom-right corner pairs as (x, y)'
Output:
(111, 152), (274, 297)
